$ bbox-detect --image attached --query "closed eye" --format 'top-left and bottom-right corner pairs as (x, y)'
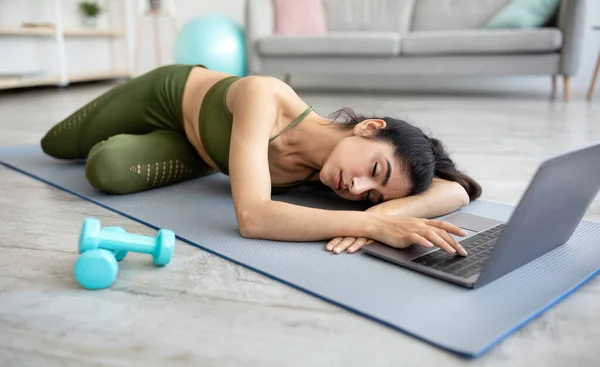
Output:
(365, 163), (379, 201)
(372, 162), (378, 177)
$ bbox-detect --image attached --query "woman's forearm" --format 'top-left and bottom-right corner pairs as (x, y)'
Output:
(367, 179), (470, 219)
(236, 180), (469, 241)
(238, 200), (377, 241)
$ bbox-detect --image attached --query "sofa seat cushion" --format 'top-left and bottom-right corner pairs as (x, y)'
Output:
(258, 32), (401, 56)
(402, 28), (562, 56)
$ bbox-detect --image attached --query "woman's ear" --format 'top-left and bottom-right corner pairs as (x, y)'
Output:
(353, 119), (387, 137)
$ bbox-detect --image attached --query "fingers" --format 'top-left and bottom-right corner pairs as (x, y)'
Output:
(333, 237), (357, 254)
(404, 226), (466, 256)
(326, 237), (373, 254)
(423, 230), (457, 256)
(425, 220), (467, 255)
(326, 237), (343, 252)
(435, 228), (467, 256)
(427, 220), (467, 237)
(408, 233), (435, 249)
(347, 238), (373, 254)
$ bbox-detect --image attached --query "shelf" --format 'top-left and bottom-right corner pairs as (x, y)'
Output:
(0, 71), (130, 90)
(64, 28), (123, 37)
(0, 75), (61, 90)
(0, 27), (123, 37)
(0, 27), (53, 36)
(68, 70), (131, 82)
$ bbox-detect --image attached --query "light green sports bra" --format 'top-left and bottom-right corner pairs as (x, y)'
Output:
(198, 76), (319, 190)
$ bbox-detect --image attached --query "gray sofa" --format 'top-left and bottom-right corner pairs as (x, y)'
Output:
(245, 0), (586, 100)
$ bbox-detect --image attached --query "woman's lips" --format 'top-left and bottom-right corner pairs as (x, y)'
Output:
(335, 171), (343, 191)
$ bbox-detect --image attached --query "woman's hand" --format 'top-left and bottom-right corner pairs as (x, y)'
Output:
(326, 214), (468, 256)
(326, 237), (374, 254)
(375, 214), (468, 255)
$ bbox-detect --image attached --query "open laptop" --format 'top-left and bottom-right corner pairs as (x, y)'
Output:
(362, 142), (600, 289)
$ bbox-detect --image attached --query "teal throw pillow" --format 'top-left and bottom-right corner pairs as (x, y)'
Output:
(486, 0), (561, 29)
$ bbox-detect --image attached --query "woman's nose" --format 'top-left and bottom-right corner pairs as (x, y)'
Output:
(349, 176), (372, 195)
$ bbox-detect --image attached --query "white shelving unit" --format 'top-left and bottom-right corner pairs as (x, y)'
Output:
(0, 0), (134, 90)
(0, 26), (124, 37)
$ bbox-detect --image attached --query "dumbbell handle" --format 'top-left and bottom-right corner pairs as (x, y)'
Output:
(98, 230), (156, 254)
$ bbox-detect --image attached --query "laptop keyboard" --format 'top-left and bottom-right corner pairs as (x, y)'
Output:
(411, 224), (507, 279)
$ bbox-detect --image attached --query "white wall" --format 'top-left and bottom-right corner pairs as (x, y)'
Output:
(2, 0), (599, 98)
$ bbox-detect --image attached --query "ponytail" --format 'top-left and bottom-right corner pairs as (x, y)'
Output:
(430, 138), (482, 201)
(329, 107), (482, 200)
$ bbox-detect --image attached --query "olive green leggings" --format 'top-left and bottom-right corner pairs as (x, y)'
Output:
(40, 65), (215, 194)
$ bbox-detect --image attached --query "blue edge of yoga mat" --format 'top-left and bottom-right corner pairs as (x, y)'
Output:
(1, 145), (599, 359)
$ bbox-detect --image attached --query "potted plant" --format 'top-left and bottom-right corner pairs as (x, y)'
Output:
(79, 1), (102, 27)
(149, 0), (164, 11)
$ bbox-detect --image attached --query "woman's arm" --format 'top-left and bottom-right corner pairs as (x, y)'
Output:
(227, 77), (466, 253)
(325, 179), (469, 254)
(366, 178), (470, 219)
(228, 77), (375, 241)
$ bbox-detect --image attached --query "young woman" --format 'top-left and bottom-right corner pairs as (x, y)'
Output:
(41, 64), (481, 256)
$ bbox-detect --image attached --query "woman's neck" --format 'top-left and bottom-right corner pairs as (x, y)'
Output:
(286, 112), (351, 170)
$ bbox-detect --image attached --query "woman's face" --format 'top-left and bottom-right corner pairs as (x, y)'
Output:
(320, 120), (413, 203)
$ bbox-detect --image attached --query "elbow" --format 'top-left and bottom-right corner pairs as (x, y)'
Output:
(238, 211), (260, 239)
(239, 222), (261, 239)
(454, 182), (471, 208)
(236, 203), (268, 239)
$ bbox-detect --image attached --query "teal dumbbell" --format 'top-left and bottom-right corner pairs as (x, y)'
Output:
(75, 225), (130, 289)
(78, 218), (175, 266)
(74, 248), (119, 290)
(104, 226), (128, 261)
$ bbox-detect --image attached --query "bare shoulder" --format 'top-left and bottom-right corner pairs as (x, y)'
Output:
(232, 75), (294, 95)
(228, 76), (308, 117)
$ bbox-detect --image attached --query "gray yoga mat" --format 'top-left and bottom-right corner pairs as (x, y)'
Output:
(1, 145), (599, 358)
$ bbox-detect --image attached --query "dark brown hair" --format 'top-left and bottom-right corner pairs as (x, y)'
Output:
(330, 108), (482, 200)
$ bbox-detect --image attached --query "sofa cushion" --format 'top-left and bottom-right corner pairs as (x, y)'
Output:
(411, 0), (510, 31)
(486, 0), (561, 29)
(258, 32), (401, 56)
(273, 0), (328, 35)
(402, 28), (562, 55)
(322, 0), (415, 33)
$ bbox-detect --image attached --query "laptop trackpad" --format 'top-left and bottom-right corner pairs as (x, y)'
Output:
(444, 212), (504, 233)
(450, 228), (479, 242)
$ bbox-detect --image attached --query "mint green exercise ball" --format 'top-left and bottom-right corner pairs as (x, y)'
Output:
(174, 14), (247, 77)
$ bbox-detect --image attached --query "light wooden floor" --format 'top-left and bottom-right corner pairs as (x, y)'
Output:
(1, 83), (599, 367)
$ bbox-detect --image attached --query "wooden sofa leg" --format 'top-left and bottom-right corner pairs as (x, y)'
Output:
(587, 50), (600, 101)
(563, 76), (570, 102)
(551, 75), (557, 99)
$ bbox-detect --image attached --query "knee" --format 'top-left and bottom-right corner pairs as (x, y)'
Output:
(41, 127), (74, 159)
(85, 137), (147, 194)
(41, 116), (87, 159)
(40, 131), (53, 156)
